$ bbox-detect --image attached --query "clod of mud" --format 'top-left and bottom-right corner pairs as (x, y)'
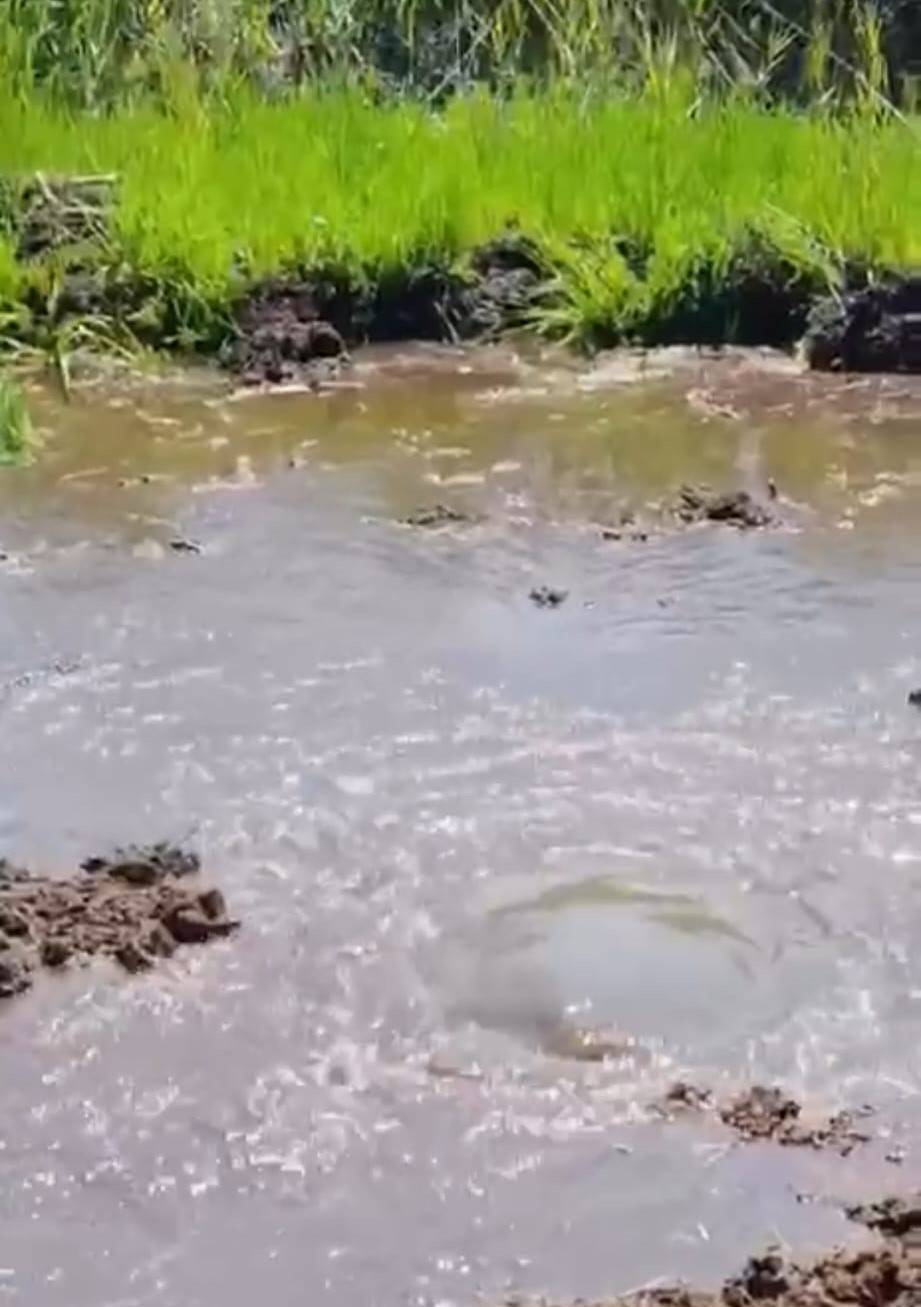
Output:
(721, 1085), (869, 1152)
(804, 276), (921, 373)
(400, 504), (475, 529)
(81, 841), (201, 881)
(0, 843), (236, 997)
(847, 1198), (921, 1242)
(656, 1082), (870, 1154)
(529, 586), (568, 609)
(660, 1081), (714, 1112)
(672, 485), (774, 529)
(168, 536), (202, 555)
(2, 173), (116, 260)
(461, 235), (544, 338)
(222, 279), (348, 386)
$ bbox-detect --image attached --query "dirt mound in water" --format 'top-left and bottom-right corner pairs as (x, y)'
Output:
(0, 843), (238, 997)
(658, 1082), (870, 1154)
(506, 1197), (921, 1307)
(804, 276), (921, 373)
(670, 485), (775, 530)
(400, 504), (477, 529)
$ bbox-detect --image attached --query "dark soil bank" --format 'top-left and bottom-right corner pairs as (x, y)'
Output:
(0, 842), (238, 996)
(507, 1197), (921, 1307)
(8, 175), (921, 377)
(220, 235), (544, 384)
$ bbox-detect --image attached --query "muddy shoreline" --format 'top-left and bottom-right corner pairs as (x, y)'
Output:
(508, 1197), (921, 1307)
(5, 177), (921, 381)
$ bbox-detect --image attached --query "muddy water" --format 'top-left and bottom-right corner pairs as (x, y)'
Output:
(4, 346), (921, 1306)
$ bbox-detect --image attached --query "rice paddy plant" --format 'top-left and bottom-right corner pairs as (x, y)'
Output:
(0, 78), (919, 346)
(0, 373), (32, 464)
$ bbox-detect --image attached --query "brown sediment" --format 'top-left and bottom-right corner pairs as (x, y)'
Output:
(655, 1082), (870, 1155)
(0, 843), (238, 998)
(505, 1197), (921, 1307)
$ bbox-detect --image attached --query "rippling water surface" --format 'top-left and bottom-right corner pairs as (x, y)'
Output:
(3, 346), (921, 1306)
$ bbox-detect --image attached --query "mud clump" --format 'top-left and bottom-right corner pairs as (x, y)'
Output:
(656, 1082), (870, 1154)
(671, 485), (774, 529)
(401, 504), (475, 529)
(804, 276), (921, 373)
(720, 1085), (869, 1152)
(462, 235), (544, 338)
(848, 1198), (921, 1243)
(0, 843), (238, 998)
(529, 585), (568, 609)
(222, 279), (347, 386)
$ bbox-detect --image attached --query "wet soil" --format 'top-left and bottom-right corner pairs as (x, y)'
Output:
(0, 843), (238, 996)
(510, 1200), (921, 1307)
(221, 237), (544, 385)
(7, 177), (891, 376)
(659, 1083), (871, 1154)
(804, 276), (921, 374)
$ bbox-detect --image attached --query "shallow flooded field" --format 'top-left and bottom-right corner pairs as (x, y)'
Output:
(3, 346), (921, 1306)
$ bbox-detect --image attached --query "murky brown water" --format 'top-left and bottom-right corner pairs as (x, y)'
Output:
(4, 345), (921, 1307)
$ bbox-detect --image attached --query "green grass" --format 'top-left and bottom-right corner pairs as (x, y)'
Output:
(0, 373), (33, 462)
(0, 80), (918, 347)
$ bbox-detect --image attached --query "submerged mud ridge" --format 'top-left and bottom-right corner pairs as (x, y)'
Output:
(0, 843), (238, 998)
(659, 1083), (871, 1154)
(507, 1199), (921, 1307)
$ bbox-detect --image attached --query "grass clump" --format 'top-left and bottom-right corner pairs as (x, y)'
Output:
(0, 373), (32, 463)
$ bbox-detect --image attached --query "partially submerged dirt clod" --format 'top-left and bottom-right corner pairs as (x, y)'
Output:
(529, 585), (568, 609)
(672, 485), (774, 529)
(0, 843), (237, 1000)
(848, 1197), (921, 1241)
(81, 841), (201, 882)
(401, 504), (474, 529)
(656, 1081), (869, 1154)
